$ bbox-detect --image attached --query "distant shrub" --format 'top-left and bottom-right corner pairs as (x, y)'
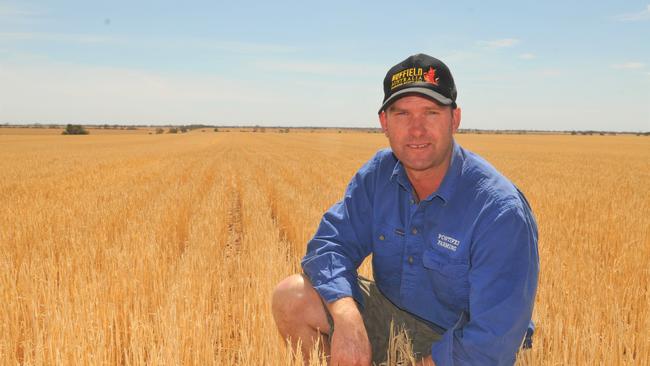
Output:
(62, 124), (89, 135)
(168, 128), (178, 134)
(214, 128), (219, 132)
(155, 128), (165, 134)
(179, 127), (188, 133)
(126, 126), (137, 130)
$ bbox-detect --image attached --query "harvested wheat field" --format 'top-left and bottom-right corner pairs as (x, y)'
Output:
(1, 129), (648, 365)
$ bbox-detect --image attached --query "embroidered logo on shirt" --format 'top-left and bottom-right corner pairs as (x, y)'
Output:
(437, 233), (460, 252)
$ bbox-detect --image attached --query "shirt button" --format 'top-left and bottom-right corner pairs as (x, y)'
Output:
(410, 199), (415, 205)
(379, 234), (385, 241)
(411, 227), (418, 235)
(408, 256), (414, 264)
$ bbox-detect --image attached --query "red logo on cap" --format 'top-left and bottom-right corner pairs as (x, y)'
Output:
(424, 67), (438, 85)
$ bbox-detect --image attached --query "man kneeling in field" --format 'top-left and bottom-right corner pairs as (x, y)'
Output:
(272, 54), (539, 366)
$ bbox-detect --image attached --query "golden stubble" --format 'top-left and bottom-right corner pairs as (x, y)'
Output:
(0, 130), (648, 365)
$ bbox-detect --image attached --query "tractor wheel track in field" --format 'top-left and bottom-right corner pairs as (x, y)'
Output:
(225, 178), (243, 258)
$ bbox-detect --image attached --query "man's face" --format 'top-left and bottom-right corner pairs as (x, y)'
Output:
(379, 95), (461, 177)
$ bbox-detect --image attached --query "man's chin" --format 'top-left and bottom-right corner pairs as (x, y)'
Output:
(402, 161), (436, 173)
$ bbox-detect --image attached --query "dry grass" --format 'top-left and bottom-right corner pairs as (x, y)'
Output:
(1, 131), (648, 365)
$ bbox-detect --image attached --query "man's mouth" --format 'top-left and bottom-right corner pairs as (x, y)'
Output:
(407, 143), (430, 149)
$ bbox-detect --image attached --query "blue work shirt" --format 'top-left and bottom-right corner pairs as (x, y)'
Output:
(301, 141), (539, 365)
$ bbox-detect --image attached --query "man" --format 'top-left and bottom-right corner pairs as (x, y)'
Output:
(272, 54), (539, 366)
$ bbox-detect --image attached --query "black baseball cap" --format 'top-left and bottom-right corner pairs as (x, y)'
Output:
(378, 53), (457, 113)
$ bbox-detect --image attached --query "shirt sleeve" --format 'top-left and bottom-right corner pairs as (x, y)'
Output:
(430, 201), (540, 365)
(300, 156), (377, 306)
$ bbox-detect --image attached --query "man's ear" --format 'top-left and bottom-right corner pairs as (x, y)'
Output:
(451, 107), (461, 133)
(379, 111), (388, 136)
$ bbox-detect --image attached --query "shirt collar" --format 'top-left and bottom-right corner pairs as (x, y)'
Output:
(434, 141), (463, 203)
(389, 141), (464, 204)
(390, 153), (413, 193)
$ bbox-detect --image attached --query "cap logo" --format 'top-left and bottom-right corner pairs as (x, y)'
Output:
(390, 67), (423, 90)
(424, 67), (439, 86)
(390, 66), (440, 90)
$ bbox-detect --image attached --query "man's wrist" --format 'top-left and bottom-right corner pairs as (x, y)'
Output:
(327, 296), (361, 321)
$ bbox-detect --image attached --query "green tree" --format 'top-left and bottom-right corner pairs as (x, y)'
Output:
(62, 124), (89, 135)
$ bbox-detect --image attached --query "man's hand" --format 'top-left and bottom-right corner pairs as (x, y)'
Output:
(415, 355), (436, 366)
(327, 297), (372, 366)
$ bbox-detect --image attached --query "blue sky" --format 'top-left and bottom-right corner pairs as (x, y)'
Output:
(0, 1), (648, 131)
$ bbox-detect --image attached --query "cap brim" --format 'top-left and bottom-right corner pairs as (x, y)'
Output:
(378, 87), (454, 114)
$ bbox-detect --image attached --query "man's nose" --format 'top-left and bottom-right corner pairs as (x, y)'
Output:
(409, 114), (427, 136)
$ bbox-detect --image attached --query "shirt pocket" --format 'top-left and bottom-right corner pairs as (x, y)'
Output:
(372, 222), (404, 257)
(422, 250), (470, 311)
(372, 223), (404, 290)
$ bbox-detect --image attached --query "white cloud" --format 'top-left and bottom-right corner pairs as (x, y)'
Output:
(0, 31), (298, 54)
(611, 62), (645, 69)
(442, 50), (478, 62)
(614, 4), (650, 22)
(0, 3), (37, 17)
(477, 38), (520, 49)
(0, 32), (117, 44)
(539, 69), (561, 76)
(193, 40), (297, 54)
(0, 3), (43, 25)
(519, 53), (536, 60)
(250, 60), (384, 78)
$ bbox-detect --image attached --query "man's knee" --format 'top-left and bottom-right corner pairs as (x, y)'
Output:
(272, 274), (323, 329)
(272, 274), (309, 318)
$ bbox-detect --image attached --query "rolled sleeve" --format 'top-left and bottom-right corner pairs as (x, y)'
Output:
(431, 202), (539, 365)
(301, 157), (377, 306)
